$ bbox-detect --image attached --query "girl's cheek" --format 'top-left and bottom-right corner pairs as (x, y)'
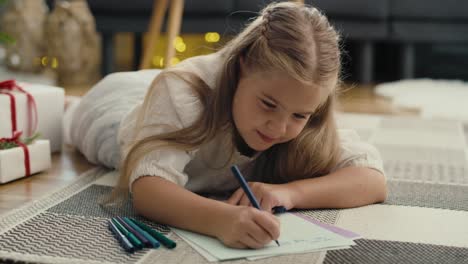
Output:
(291, 124), (306, 138)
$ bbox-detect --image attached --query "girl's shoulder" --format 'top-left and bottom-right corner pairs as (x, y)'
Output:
(141, 52), (223, 129)
(169, 51), (223, 88)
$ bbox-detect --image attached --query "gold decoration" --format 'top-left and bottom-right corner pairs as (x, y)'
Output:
(1, 0), (47, 72)
(45, 0), (100, 86)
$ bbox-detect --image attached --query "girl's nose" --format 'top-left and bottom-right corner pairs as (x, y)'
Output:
(267, 115), (288, 136)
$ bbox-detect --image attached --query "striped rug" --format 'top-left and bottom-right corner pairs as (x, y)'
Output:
(0, 114), (467, 264)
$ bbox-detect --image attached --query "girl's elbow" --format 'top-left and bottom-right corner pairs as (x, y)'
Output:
(131, 190), (146, 216)
(132, 191), (155, 219)
(376, 185), (388, 203)
(374, 171), (388, 203)
(131, 178), (150, 216)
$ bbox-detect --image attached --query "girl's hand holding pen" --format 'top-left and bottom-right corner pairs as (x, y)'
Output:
(227, 182), (294, 213)
(216, 205), (280, 249)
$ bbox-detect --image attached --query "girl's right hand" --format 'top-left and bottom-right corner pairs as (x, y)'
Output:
(216, 205), (280, 249)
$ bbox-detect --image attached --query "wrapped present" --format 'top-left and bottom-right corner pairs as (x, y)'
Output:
(0, 79), (64, 152)
(0, 131), (51, 184)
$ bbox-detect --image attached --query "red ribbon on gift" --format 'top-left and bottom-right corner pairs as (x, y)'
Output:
(0, 79), (38, 137)
(0, 131), (31, 176)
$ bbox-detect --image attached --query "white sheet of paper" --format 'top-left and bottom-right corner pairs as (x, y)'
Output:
(179, 236), (218, 262)
(178, 232), (351, 262)
(172, 213), (355, 261)
(246, 245), (351, 261)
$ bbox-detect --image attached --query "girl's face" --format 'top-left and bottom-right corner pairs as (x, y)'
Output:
(232, 69), (323, 152)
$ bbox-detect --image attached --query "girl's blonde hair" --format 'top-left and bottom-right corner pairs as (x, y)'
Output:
(111, 2), (342, 200)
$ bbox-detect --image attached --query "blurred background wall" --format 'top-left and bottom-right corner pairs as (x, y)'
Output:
(2, 0), (467, 85)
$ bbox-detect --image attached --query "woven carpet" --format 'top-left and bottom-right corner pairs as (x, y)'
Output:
(1, 114), (468, 264)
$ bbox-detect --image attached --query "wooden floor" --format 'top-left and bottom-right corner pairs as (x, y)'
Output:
(0, 60), (420, 216)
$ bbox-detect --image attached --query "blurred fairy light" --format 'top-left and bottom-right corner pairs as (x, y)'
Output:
(51, 57), (59, 68)
(204, 32), (220, 43)
(170, 57), (180, 65)
(33, 56), (59, 68)
(41, 56), (48, 66)
(175, 42), (186, 52)
(174, 36), (186, 52)
(152, 55), (163, 67)
(174, 36), (183, 44)
(174, 37), (182, 45)
(149, 33), (227, 69)
(151, 56), (180, 68)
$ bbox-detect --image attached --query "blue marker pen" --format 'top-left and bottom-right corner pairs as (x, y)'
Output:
(108, 219), (135, 253)
(231, 165), (280, 246)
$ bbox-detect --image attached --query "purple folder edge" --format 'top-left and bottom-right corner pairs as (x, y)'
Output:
(292, 212), (361, 240)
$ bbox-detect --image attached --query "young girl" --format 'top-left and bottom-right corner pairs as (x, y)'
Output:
(70, 2), (386, 249)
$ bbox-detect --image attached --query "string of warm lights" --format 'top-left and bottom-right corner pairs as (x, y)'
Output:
(16, 32), (223, 70)
(151, 32), (223, 68)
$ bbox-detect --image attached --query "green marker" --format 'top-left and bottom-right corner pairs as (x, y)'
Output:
(129, 218), (177, 249)
(112, 218), (143, 249)
(123, 217), (160, 248)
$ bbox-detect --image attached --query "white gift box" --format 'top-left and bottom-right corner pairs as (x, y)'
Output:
(0, 82), (65, 152)
(0, 140), (51, 184)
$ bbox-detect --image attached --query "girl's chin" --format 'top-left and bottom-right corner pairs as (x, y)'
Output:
(246, 139), (272, 152)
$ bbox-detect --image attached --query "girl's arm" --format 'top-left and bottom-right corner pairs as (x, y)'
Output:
(131, 176), (280, 249)
(229, 131), (387, 210)
(283, 129), (387, 209)
(228, 167), (386, 210)
(286, 166), (387, 209)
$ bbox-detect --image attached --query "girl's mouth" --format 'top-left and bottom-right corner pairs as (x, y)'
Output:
(257, 130), (276, 143)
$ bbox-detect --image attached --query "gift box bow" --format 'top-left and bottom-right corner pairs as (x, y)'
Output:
(0, 79), (38, 137)
(0, 131), (34, 176)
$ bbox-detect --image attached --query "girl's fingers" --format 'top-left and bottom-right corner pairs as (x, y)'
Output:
(227, 188), (244, 205)
(228, 189), (252, 207)
(239, 192), (252, 207)
(243, 233), (266, 249)
(245, 219), (273, 246)
(253, 211), (280, 241)
(259, 197), (274, 212)
(228, 241), (248, 249)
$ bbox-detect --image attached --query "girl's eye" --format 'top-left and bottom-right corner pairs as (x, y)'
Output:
(262, 100), (276, 109)
(293, 113), (307, 119)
